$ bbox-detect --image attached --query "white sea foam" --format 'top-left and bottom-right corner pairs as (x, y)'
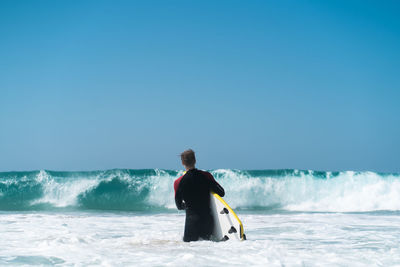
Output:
(2, 169), (399, 212)
(31, 170), (99, 207)
(146, 169), (183, 209)
(1, 211), (400, 266)
(216, 170), (400, 212)
(2, 169), (400, 265)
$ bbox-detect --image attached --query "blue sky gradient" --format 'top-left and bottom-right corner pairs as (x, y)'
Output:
(1, 0), (399, 172)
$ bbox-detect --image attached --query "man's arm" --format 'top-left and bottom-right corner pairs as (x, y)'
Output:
(203, 171), (225, 197)
(174, 178), (186, 210)
(211, 179), (225, 197)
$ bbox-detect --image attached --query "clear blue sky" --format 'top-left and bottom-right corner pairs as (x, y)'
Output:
(1, 0), (399, 172)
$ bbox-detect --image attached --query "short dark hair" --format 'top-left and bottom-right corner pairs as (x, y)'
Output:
(180, 149), (196, 167)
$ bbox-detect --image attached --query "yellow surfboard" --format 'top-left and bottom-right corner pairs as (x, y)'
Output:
(210, 192), (246, 241)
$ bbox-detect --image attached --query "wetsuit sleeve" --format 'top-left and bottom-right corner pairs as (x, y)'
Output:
(174, 178), (186, 210)
(210, 179), (225, 197)
(204, 171), (225, 197)
(174, 176), (183, 196)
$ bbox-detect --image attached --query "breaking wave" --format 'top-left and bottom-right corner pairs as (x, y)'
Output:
(0, 169), (399, 212)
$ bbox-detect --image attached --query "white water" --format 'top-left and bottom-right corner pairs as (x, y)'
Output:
(217, 170), (400, 212)
(32, 170), (99, 207)
(2, 169), (400, 265)
(1, 211), (400, 266)
(2, 169), (400, 212)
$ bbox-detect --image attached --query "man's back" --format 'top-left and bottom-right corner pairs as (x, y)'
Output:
(174, 168), (225, 242)
(175, 169), (223, 213)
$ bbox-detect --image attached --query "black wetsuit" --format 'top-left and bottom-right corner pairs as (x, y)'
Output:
(174, 169), (225, 242)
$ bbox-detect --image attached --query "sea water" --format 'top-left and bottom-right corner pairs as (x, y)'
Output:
(1, 169), (400, 266)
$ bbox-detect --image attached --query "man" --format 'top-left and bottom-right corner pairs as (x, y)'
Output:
(174, 149), (225, 242)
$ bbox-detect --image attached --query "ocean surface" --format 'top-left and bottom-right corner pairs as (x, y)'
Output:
(1, 169), (400, 266)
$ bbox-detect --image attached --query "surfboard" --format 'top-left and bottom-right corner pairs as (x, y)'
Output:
(210, 192), (246, 241)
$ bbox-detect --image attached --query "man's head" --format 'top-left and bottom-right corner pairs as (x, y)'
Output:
(181, 149), (196, 169)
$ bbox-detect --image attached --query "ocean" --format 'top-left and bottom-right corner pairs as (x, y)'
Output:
(1, 169), (399, 266)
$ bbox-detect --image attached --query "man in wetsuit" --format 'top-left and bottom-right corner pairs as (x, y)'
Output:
(174, 149), (225, 242)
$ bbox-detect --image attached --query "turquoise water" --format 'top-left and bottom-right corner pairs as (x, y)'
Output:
(1, 169), (400, 266)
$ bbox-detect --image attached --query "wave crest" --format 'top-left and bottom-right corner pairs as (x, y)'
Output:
(0, 169), (399, 212)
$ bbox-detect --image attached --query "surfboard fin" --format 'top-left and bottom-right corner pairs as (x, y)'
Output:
(221, 235), (229, 241)
(220, 208), (229, 214)
(228, 226), (237, 234)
